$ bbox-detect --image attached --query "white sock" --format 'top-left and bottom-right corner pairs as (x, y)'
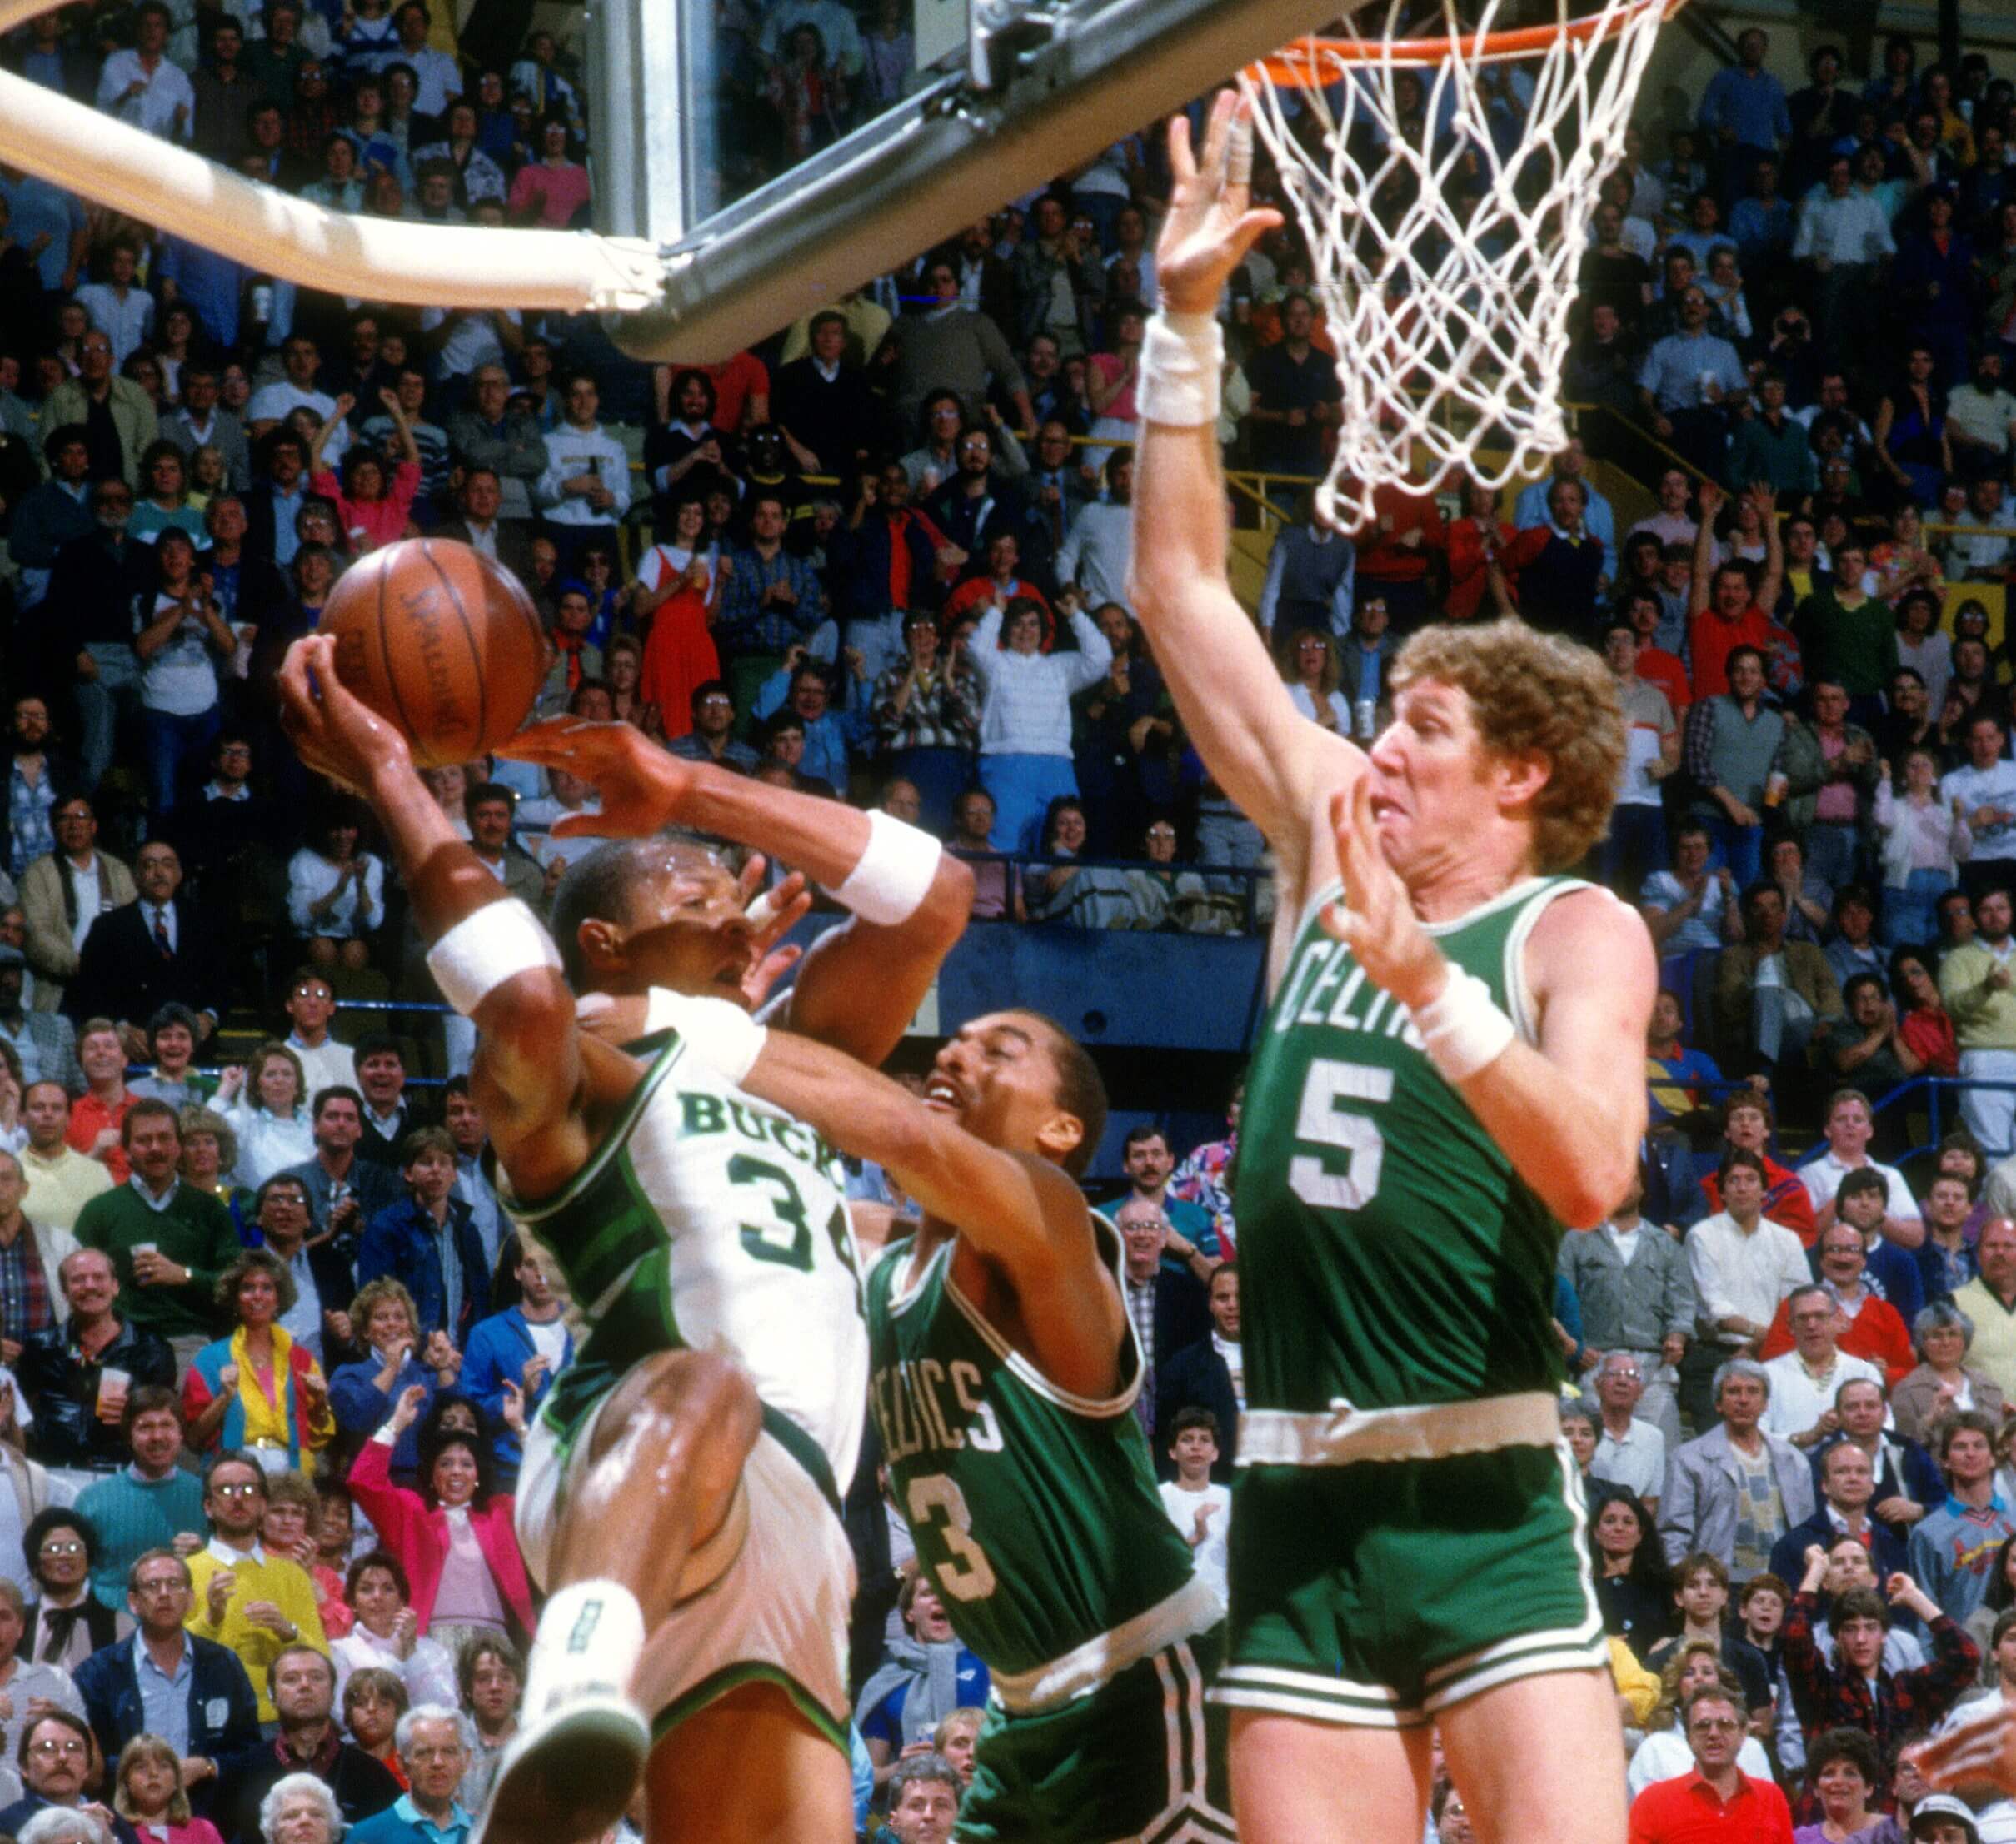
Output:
(524, 1579), (646, 1716)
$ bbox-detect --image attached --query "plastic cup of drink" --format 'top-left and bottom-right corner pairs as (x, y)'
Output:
(98, 1367), (130, 1420)
(1764, 771), (1788, 806)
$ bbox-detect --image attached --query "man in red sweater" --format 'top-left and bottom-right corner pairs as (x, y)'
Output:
(1353, 477), (1444, 629)
(1628, 1687), (1793, 1843)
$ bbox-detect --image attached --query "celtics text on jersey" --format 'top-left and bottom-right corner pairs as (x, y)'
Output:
(866, 1218), (1208, 1686)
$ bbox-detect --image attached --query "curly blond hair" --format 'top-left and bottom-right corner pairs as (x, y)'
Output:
(1389, 617), (1625, 871)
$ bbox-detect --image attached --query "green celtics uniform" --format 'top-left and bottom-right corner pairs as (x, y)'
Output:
(1214, 875), (1609, 1730)
(866, 1219), (1235, 1842)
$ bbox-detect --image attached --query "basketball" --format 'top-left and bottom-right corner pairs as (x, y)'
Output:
(319, 538), (552, 769)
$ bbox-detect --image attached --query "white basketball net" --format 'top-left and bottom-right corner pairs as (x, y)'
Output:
(1241, 0), (1673, 528)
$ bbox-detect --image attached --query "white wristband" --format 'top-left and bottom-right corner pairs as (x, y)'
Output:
(821, 808), (943, 927)
(641, 987), (769, 1088)
(425, 900), (561, 1018)
(1139, 311), (1223, 428)
(1407, 967), (1516, 1084)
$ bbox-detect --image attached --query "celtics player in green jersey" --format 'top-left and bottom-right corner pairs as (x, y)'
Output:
(1128, 92), (1659, 1844)
(276, 639), (974, 1844)
(625, 996), (1236, 1842)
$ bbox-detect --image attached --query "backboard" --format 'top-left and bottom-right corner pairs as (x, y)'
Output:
(0, 0), (1350, 358)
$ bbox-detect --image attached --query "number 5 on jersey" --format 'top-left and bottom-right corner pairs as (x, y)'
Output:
(1289, 1059), (1393, 1209)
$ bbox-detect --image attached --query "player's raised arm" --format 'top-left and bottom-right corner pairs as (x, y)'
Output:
(1132, 92), (1363, 855)
(651, 995), (1127, 1383)
(278, 635), (596, 1194)
(502, 719), (972, 1064)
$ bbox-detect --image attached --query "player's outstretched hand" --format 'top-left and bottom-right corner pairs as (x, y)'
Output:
(499, 716), (696, 835)
(1157, 90), (1285, 316)
(1906, 1702), (2016, 1798)
(278, 633), (412, 795)
(1320, 775), (1445, 1011)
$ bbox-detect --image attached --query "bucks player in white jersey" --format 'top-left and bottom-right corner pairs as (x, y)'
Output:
(277, 640), (974, 1844)
(618, 996), (1234, 1841)
(1129, 93), (1657, 1844)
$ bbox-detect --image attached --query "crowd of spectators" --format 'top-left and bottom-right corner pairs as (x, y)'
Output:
(18, 0), (2016, 1837)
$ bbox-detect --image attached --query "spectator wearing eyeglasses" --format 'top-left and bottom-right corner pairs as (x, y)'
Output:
(1624, 1687), (1791, 1843)
(0, 1709), (144, 1844)
(20, 1508), (127, 1674)
(42, 331), (158, 490)
(73, 1552), (262, 1822)
(1589, 1352), (1669, 1516)
(183, 1456), (327, 1728)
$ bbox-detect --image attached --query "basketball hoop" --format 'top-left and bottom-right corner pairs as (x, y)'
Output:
(1240, 0), (1684, 529)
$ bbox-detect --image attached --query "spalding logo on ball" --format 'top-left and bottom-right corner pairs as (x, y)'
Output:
(320, 538), (553, 767)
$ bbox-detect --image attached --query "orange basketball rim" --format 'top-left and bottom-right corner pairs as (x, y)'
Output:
(1250, 0), (1687, 78)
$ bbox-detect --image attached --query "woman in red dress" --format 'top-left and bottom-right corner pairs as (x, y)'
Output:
(629, 492), (725, 738)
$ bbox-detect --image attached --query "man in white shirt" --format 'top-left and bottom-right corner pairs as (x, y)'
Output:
(1055, 453), (1135, 612)
(1589, 1351), (1666, 1512)
(1943, 714), (2016, 890)
(1793, 153), (1898, 351)
(73, 242), (156, 369)
(96, 1), (194, 142)
(246, 338), (346, 465)
(390, 2), (460, 117)
(280, 974), (356, 1104)
(536, 374), (631, 539)
(1945, 352), (2016, 478)
(1795, 1089), (1924, 1248)
(1759, 1285), (1885, 1446)
(1688, 1149), (1811, 1355)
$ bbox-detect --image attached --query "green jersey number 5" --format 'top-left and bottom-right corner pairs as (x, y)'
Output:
(1289, 1059), (1394, 1210)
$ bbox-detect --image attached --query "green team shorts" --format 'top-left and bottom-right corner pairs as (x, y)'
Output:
(957, 1626), (1236, 1843)
(1213, 1443), (1609, 1730)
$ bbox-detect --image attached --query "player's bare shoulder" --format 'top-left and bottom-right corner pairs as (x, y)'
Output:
(1524, 881), (1659, 1034)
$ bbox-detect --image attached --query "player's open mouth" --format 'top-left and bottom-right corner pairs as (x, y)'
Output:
(1368, 793), (1403, 822)
(922, 1077), (963, 1113)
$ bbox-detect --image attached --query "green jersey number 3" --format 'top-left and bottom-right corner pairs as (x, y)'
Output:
(906, 1473), (998, 1602)
(1288, 1058), (1394, 1210)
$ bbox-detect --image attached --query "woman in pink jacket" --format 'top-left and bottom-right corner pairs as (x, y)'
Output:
(307, 388), (421, 553)
(347, 1381), (533, 1654)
